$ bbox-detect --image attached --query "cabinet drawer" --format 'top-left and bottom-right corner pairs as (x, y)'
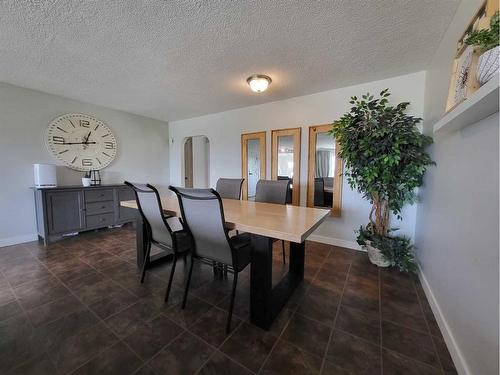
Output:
(85, 189), (113, 203)
(86, 200), (114, 215)
(86, 213), (114, 228)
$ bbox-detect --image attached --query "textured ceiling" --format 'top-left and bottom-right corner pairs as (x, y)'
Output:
(0, 0), (459, 122)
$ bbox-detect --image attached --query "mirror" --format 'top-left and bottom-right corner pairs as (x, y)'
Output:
(271, 128), (301, 205)
(307, 124), (343, 216)
(241, 131), (266, 200)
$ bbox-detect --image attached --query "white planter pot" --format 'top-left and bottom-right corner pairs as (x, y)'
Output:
(82, 177), (91, 187)
(365, 241), (390, 268)
(476, 46), (499, 86)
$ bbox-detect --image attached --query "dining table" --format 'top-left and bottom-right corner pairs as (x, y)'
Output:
(121, 196), (330, 330)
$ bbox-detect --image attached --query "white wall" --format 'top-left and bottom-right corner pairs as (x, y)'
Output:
(0, 83), (169, 247)
(414, 1), (499, 374)
(169, 72), (426, 247)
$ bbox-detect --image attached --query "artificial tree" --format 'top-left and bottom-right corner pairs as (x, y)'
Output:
(331, 89), (434, 272)
(465, 11), (499, 52)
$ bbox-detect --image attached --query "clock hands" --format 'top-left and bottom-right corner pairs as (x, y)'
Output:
(61, 141), (97, 145)
(82, 132), (92, 149)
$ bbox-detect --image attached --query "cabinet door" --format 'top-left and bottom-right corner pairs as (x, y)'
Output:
(46, 191), (85, 234)
(115, 186), (137, 223)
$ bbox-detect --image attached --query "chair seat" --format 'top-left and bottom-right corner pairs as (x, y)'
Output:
(229, 233), (252, 272)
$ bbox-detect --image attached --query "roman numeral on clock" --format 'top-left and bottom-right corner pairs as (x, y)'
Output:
(53, 136), (65, 144)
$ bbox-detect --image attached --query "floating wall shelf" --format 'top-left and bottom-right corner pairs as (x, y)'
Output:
(433, 72), (499, 135)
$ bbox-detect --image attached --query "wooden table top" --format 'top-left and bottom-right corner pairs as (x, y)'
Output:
(122, 196), (330, 243)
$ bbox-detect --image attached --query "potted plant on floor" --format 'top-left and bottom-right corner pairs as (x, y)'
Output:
(465, 11), (499, 86)
(331, 89), (434, 272)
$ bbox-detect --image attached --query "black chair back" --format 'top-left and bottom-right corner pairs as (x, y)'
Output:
(255, 180), (289, 205)
(323, 177), (334, 188)
(124, 182), (175, 247)
(169, 187), (233, 265)
(314, 178), (325, 206)
(216, 178), (244, 199)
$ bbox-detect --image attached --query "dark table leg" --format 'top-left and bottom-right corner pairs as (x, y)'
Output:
(250, 234), (305, 330)
(135, 216), (173, 270)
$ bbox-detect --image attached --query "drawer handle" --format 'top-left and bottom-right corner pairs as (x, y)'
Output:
(100, 218), (106, 222)
(101, 206), (106, 209)
(100, 194), (105, 197)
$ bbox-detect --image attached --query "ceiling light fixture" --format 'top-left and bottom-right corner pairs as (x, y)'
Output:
(247, 74), (272, 93)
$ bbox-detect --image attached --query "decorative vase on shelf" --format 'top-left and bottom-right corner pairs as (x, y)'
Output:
(476, 46), (500, 86)
(365, 241), (390, 267)
(82, 177), (91, 187)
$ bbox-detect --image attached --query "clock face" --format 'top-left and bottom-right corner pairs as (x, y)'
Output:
(46, 113), (117, 171)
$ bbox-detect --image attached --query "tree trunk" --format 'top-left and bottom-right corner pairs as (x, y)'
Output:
(370, 194), (390, 236)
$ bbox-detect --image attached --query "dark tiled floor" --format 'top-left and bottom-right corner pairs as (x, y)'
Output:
(0, 225), (457, 375)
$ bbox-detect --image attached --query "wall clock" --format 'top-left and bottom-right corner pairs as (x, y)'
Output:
(45, 113), (117, 171)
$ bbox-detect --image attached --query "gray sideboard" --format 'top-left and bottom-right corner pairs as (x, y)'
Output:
(34, 184), (137, 245)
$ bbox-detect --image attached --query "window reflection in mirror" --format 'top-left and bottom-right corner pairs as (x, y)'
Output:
(272, 128), (301, 206)
(247, 138), (261, 199)
(314, 132), (336, 208)
(307, 125), (343, 216)
(241, 132), (266, 200)
(277, 135), (294, 178)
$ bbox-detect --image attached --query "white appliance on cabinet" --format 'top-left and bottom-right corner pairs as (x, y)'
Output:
(33, 164), (57, 188)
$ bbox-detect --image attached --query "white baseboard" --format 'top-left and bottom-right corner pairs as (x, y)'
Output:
(418, 267), (470, 375)
(0, 233), (38, 248)
(307, 234), (363, 252)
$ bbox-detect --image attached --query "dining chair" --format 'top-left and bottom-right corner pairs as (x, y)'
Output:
(216, 178), (244, 199)
(314, 177), (325, 206)
(323, 177), (334, 189)
(169, 186), (252, 333)
(277, 176), (293, 204)
(255, 179), (288, 264)
(124, 181), (192, 303)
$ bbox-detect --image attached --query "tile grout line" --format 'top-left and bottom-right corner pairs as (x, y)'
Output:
(413, 278), (447, 375)
(0, 249), (66, 374)
(318, 253), (353, 374)
(379, 275), (446, 373)
(20, 237), (157, 374)
(31, 253), (132, 374)
(134, 287), (252, 374)
(4, 233), (432, 374)
(45, 232), (169, 374)
(130, 269), (250, 374)
(128, 324), (186, 375)
(191, 319), (258, 375)
(379, 267), (383, 375)
(255, 243), (331, 374)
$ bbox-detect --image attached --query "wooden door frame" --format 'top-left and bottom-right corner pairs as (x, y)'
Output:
(271, 127), (301, 206)
(241, 131), (266, 200)
(306, 124), (343, 216)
